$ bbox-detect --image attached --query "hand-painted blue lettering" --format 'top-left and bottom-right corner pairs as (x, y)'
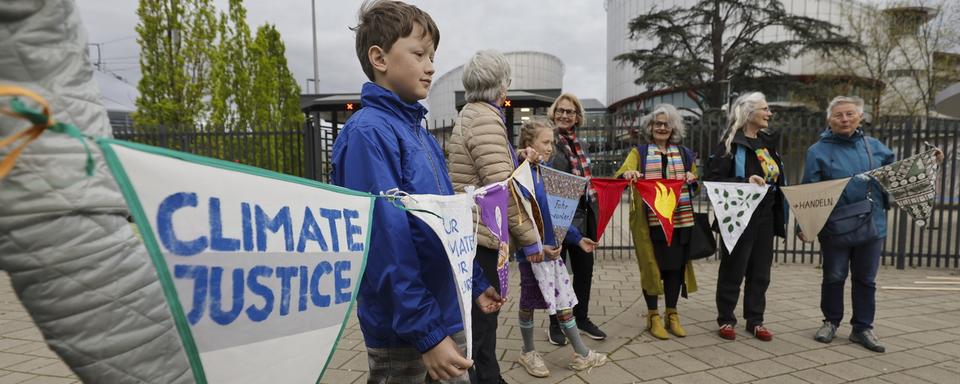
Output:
(298, 266), (309, 312)
(209, 267), (244, 325)
(343, 209), (364, 252)
(241, 202), (254, 252)
(297, 207), (328, 252)
(255, 205), (293, 252)
(276, 266), (298, 316)
(310, 261), (333, 307)
(245, 266), (274, 322)
(319, 208), (342, 252)
(209, 197), (241, 251)
(444, 218), (459, 235)
(334, 260), (352, 304)
(175, 264), (207, 325)
(158, 192), (207, 256)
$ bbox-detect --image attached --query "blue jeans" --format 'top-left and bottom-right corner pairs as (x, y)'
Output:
(820, 238), (883, 332)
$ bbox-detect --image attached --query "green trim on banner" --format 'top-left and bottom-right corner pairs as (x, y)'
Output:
(96, 139), (208, 384)
(316, 195), (375, 384)
(97, 138), (377, 383)
(97, 138), (371, 197)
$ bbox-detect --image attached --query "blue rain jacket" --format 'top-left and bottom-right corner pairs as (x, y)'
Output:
(331, 82), (490, 352)
(802, 128), (895, 237)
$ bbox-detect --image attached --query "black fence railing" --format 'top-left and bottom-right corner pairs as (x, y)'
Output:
(114, 112), (960, 269)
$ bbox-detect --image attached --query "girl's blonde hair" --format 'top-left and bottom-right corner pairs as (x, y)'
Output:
(519, 116), (555, 149)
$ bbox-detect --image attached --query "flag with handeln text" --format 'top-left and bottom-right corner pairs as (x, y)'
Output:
(780, 178), (850, 240)
(98, 139), (372, 384)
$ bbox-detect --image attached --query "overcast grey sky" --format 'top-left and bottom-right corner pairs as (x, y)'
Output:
(77, 1), (609, 104)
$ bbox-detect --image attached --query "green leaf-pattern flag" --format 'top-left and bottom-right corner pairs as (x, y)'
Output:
(704, 181), (770, 254)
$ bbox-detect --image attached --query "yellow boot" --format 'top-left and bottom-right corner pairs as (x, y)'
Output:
(647, 310), (669, 340)
(665, 308), (686, 337)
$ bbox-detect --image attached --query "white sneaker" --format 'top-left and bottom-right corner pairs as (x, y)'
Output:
(518, 350), (550, 378)
(569, 350), (608, 372)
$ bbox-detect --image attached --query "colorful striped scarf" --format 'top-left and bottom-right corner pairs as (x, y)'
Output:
(642, 145), (694, 228)
(557, 130), (594, 200)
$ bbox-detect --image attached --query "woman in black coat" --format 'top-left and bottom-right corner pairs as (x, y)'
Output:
(703, 92), (786, 342)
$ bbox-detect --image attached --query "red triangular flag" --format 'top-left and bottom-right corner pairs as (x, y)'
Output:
(589, 178), (630, 241)
(635, 179), (684, 245)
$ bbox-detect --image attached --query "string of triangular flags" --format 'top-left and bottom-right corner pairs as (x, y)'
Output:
(703, 148), (941, 252)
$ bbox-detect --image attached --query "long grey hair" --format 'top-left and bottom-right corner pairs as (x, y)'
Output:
(721, 92), (767, 156)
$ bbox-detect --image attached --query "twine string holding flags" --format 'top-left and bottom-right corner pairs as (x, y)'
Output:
(0, 85), (94, 181)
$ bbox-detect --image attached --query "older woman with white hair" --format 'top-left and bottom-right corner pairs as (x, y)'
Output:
(615, 104), (700, 340)
(704, 92), (786, 342)
(445, 49), (543, 384)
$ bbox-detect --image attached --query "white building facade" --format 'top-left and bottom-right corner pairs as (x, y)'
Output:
(427, 51), (565, 124)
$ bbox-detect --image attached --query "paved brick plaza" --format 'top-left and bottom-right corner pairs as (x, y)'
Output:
(0, 258), (957, 384)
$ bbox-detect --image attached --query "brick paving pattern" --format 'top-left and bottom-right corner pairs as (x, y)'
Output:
(0, 258), (957, 383)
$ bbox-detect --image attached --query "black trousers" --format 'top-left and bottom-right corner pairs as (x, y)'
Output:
(551, 204), (598, 326)
(470, 246), (500, 384)
(716, 200), (774, 329)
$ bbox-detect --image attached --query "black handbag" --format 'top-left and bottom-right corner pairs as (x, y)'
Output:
(688, 212), (718, 259)
(818, 135), (879, 247)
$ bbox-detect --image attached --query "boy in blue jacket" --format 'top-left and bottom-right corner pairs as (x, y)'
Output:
(331, 1), (503, 382)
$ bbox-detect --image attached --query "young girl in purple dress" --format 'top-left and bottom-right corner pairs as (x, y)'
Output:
(514, 118), (606, 377)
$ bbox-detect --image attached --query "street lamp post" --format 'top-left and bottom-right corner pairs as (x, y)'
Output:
(311, 0), (319, 94)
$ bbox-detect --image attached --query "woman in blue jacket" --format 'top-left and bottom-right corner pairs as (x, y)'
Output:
(799, 96), (895, 352)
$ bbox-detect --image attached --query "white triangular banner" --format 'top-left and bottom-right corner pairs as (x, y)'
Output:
(401, 192), (477, 359)
(703, 181), (770, 254)
(781, 178), (851, 240)
(510, 162), (543, 243)
(530, 260), (578, 315)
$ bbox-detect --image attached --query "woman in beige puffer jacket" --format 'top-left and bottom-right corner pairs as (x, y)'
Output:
(445, 50), (542, 384)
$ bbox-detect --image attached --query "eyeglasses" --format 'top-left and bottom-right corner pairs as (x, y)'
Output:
(830, 111), (859, 120)
(652, 121), (671, 129)
(555, 107), (579, 117)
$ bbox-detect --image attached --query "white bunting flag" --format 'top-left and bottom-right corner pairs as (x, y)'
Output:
(781, 178), (851, 240)
(100, 140), (372, 384)
(703, 181), (770, 254)
(401, 192), (477, 358)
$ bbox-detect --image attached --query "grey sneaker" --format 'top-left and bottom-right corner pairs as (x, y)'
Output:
(569, 350), (608, 372)
(814, 321), (837, 343)
(849, 329), (886, 352)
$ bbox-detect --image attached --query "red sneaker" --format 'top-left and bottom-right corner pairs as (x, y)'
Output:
(718, 324), (736, 340)
(749, 325), (773, 341)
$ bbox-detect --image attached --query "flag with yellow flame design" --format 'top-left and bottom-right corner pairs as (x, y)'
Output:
(635, 179), (685, 245)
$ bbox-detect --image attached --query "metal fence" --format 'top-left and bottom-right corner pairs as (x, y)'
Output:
(443, 112), (958, 270)
(114, 112), (960, 269)
(113, 123), (319, 180)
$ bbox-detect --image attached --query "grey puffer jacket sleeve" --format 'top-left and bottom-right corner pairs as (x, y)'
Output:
(0, 1), (193, 382)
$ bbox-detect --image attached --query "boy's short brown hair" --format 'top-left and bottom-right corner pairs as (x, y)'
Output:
(352, 0), (440, 81)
